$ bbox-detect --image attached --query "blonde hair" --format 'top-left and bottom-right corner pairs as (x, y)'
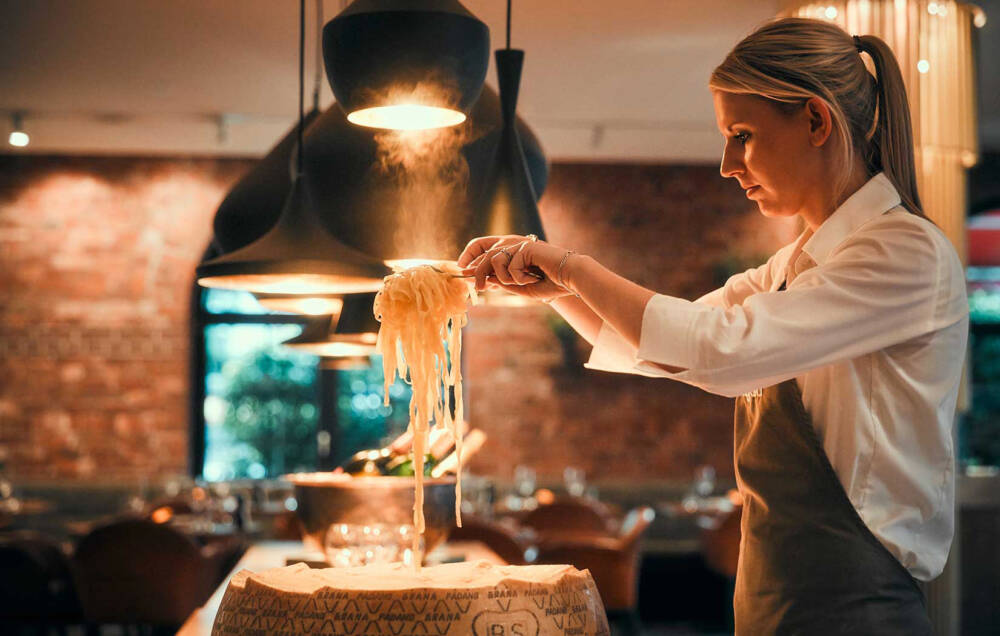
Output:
(710, 17), (923, 216)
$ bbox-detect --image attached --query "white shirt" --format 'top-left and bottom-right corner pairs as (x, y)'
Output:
(586, 173), (968, 580)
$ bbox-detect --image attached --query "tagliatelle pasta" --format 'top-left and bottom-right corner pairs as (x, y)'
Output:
(373, 265), (476, 567)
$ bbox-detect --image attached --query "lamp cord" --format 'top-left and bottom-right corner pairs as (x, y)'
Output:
(297, 0), (305, 177)
(312, 0), (323, 112)
(506, 0), (511, 49)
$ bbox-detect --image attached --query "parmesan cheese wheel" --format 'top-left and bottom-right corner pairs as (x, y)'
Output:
(212, 560), (610, 636)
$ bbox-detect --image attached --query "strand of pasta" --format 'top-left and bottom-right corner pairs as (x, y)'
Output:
(373, 266), (475, 568)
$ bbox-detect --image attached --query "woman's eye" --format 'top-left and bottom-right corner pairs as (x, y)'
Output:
(734, 132), (750, 144)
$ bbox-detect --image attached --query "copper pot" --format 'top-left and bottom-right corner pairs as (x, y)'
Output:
(285, 473), (457, 560)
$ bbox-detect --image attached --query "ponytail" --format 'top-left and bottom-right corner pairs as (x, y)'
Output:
(854, 35), (923, 216)
(711, 18), (925, 217)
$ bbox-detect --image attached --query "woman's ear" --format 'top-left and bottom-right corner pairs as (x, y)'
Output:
(805, 97), (834, 147)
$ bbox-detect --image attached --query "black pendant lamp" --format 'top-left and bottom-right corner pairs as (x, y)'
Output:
(300, 86), (548, 267)
(282, 314), (378, 358)
(323, 0), (489, 131)
(198, 0), (389, 294)
(254, 293), (344, 316)
(212, 109), (320, 254)
(281, 293), (379, 357)
(473, 0), (545, 241)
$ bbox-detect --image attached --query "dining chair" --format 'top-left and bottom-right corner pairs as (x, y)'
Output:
(0, 530), (81, 628)
(533, 506), (656, 636)
(71, 518), (233, 633)
(446, 514), (539, 565)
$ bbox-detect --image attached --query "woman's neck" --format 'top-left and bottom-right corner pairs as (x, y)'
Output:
(800, 162), (872, 231)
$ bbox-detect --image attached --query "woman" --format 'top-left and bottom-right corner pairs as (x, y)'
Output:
(458, 17), (968, 635)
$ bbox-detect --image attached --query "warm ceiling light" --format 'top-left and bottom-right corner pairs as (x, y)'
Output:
(332, 293), (380, 344)
(323, 0), (489, 132)
(302, 89), (549, 267)
(347, 104), (467, 131)
(8, 113), (28, 147)
(197, 1), (390, 294)
(385, 258), (456, 271)
(282, 314), (378, 358)
(917, 59), (930, 73)
(253, 293), (344, 316)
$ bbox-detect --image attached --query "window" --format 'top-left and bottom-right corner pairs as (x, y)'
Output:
(191, 286), (412, 480)
(963, 266), (1000, 469)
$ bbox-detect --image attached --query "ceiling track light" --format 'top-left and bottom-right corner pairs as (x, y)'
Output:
(8, 112), (29, 147)
(323, 0), (490, 131)
(197, 0), (389, 294)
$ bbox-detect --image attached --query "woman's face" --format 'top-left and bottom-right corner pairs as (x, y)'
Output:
(712, 90), (826, 220)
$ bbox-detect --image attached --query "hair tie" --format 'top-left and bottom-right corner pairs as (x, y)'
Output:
(853, 35), (863, 52)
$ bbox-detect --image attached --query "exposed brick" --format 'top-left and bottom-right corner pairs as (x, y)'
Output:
(0, 157), (798, 485)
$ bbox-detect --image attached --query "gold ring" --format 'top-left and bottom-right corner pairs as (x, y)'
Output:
(526, 234), (538, 242)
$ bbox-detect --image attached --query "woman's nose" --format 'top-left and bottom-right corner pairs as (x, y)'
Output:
(719, 144), (743, 179)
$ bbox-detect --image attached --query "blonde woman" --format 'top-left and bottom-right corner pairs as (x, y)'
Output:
(458, 17), (968, 635)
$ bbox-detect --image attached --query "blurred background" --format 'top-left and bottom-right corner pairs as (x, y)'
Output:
(1, 1), (998, 634)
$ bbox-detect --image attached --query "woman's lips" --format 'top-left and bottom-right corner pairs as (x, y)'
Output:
(745, 185), (760, 198)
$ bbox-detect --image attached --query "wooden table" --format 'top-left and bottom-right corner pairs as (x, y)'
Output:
(177, 540), (505, 635)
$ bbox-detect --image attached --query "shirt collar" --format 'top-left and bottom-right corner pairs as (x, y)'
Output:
(802, 172), (902, 265)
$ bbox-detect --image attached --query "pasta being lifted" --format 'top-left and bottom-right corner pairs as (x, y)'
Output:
(373, 265), (476, 567)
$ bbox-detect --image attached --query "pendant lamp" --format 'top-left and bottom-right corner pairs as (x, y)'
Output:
(282, 314), (378, 358)
(473, 0), (545, 241)
(197, 0), (389, 294)
(253, 292), (344, 316)
(331, 292), (380, 344)
(212, 109), (320, 254)
(322, 0), (489, 130)
(281, 293), (380, 357)
(300, 86), (548, 267)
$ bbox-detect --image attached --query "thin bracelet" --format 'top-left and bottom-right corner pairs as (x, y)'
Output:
(557, 250), (575, 288)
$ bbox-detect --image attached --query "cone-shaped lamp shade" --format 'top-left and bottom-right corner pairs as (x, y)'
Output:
(323, 0), (489, 131)
(473, 49), (545, 241)
(301, 86), (548, 266)
(282, 313), (378, 358)
(333, 292), (380, 344)
(197, 179), (390, 294)
(213, 108), (320, 254)
(253, 292), (344, 316)
(321, 357), (373, 370)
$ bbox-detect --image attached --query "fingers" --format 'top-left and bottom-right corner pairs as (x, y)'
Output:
(490, 249), (516, 285)
(457, 236), (500, 268)
(508, 241), (535, 285)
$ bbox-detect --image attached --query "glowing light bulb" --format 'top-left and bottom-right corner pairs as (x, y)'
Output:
(917, 59), (930, 73)
(8, 130), (28, 147)
(928, 2), (939, 15)
(973, 10), (986, 28)
(824, 6), (838, 19)
(347, 104), (466, 131)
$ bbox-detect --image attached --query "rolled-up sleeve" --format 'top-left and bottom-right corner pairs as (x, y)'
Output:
(585, 220), (956, 398)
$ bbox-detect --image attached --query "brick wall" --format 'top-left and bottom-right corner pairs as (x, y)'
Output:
(465, 164), (800, 482)
(0, 157), (798, 483)
(0, 156), (252, 480)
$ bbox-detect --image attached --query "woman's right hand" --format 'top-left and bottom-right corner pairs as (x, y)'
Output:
(457, 235), (578, 302)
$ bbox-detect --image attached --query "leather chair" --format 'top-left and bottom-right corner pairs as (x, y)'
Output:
(71, 518), (235, 631)
(0, 530), (81, 626)
(534, 506), (655, 636)
(447, 515), (538, 565)
(520, 497), (618, 540)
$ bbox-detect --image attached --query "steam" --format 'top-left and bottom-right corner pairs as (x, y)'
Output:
(369, 82), (473, 262)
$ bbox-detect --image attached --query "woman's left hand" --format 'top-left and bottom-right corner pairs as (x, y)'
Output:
(457, 234), (576, 301)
